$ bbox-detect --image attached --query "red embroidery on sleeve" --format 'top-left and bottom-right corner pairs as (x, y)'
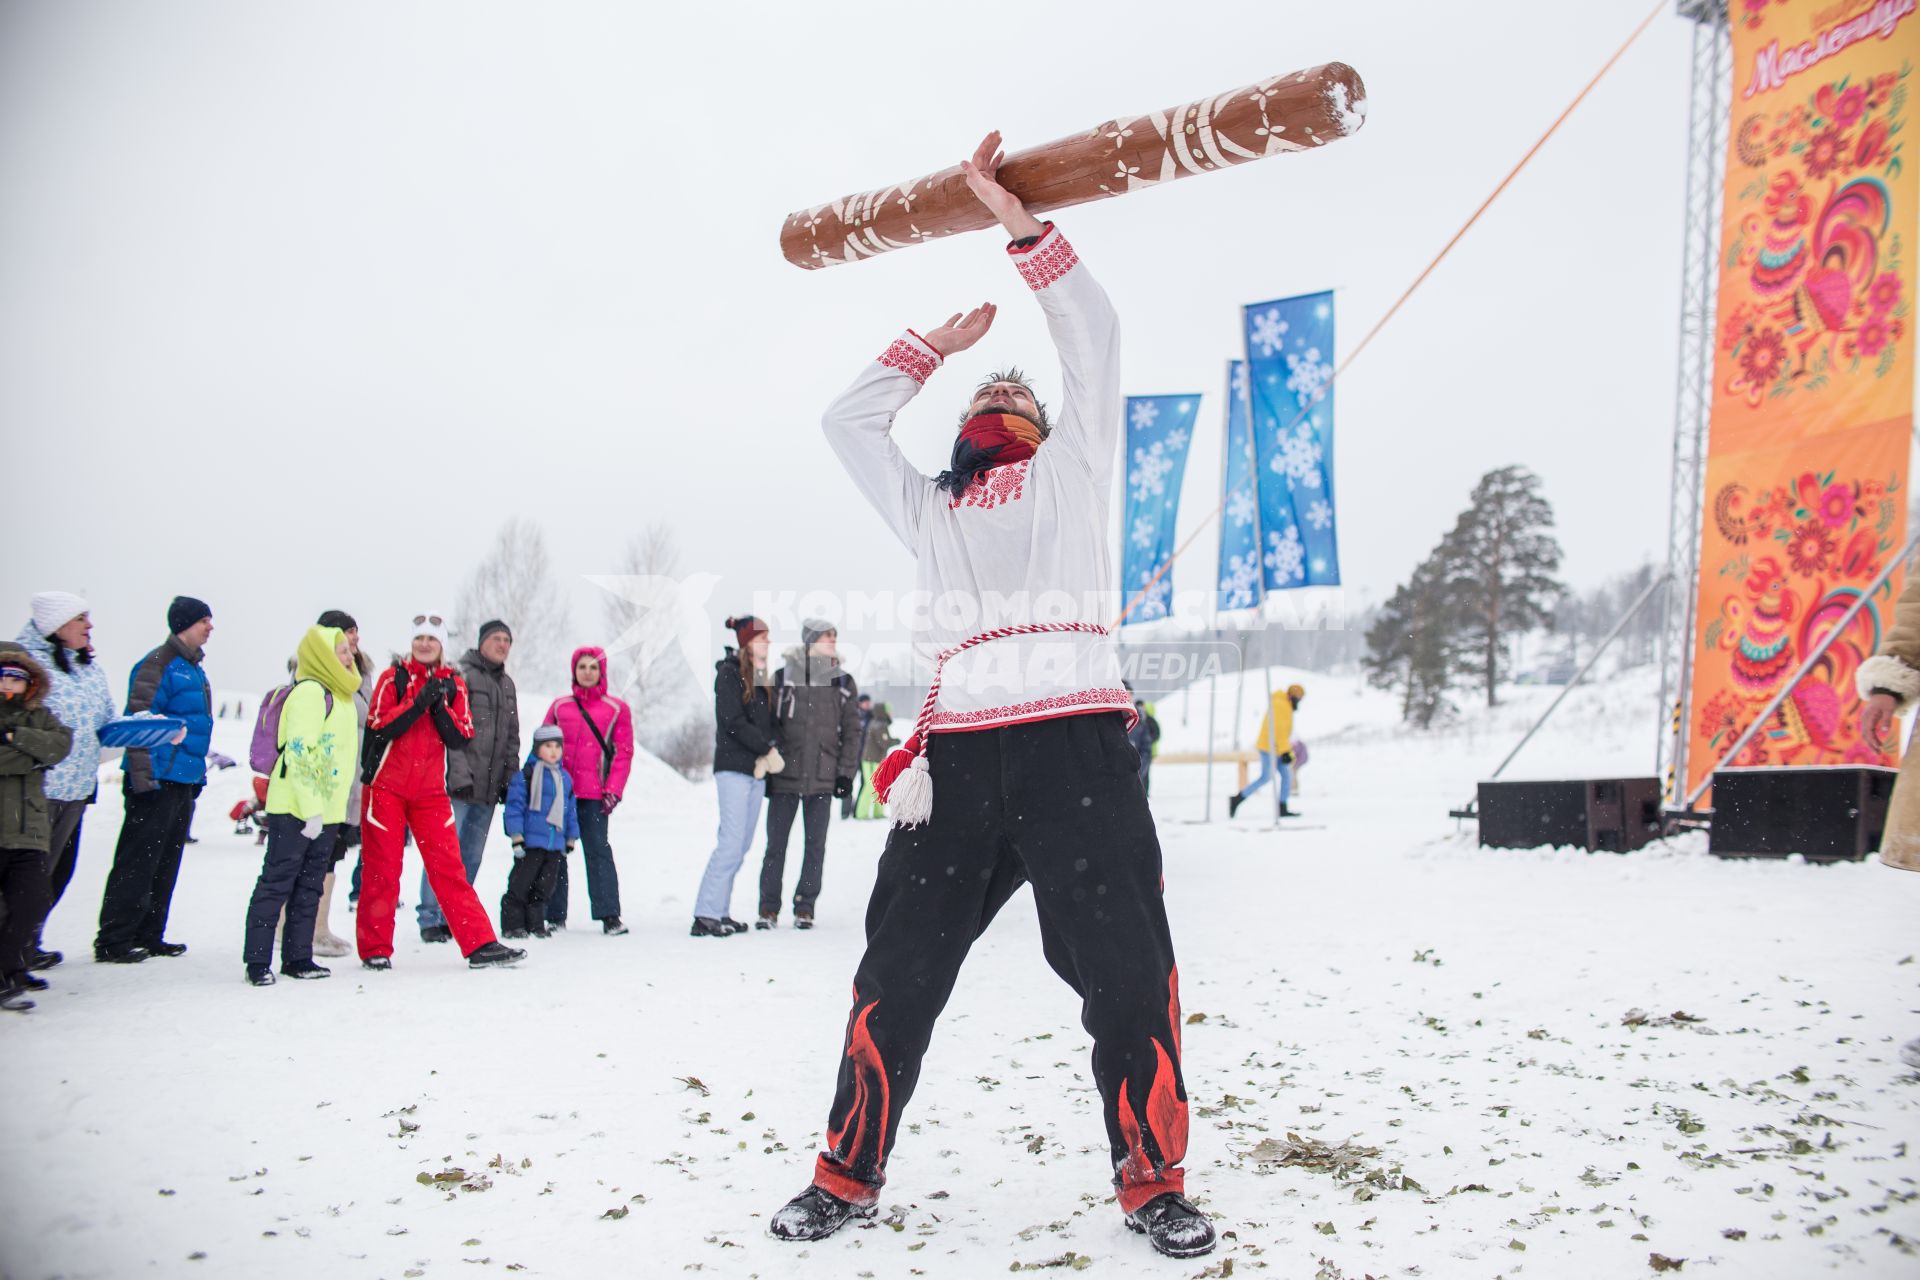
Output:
(878, 337), (939, 385)
(1011, 231), (1078, 291)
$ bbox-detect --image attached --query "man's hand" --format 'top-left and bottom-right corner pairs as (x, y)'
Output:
(923, 302), (996, 357)
(1861, 692), (1902, 752)
(961, 131), (1045, 240)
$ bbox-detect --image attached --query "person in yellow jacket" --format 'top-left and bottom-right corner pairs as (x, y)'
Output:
(242, 625), (362, 986)
(1228, 684), (1304, 818)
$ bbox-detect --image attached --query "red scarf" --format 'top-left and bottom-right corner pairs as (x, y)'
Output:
(936, 412), (1044, 497)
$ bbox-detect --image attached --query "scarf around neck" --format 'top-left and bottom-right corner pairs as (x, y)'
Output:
(526, 756), (568, 831)
(935, 412), (1044, 497)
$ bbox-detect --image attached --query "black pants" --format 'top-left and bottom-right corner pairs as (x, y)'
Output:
(243, 815), (337, 967)
(546, 800), (620, 925)
(46, 798), (87, 909)
(503, 848), (564, 934)
(761, 791), (831, 917)
(96, 781), (198, 953)
(1, 847), (53, 977)
(808, 713), (1189, 1214)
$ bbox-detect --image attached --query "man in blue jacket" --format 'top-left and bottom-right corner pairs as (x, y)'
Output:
(94, 596), (214, 963)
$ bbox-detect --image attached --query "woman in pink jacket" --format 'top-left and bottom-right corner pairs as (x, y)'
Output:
(541, 646), (634, 935)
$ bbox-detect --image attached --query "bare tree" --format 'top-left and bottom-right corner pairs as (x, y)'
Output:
(599, 523), (708, 770)
(454, 517), (572, 687)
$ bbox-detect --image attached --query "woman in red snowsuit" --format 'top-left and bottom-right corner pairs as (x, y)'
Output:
(356, 614), (522, 970)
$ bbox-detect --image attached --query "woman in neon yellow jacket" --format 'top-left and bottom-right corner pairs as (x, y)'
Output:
(1229, 684), (1304, 819)
(242, 625), (362, 986)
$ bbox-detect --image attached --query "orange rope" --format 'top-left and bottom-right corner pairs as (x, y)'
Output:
(1113, 0), (1669, 628)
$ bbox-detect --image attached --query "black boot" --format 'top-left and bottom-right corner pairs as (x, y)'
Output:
(755, 913), (778, 931)
(1227, 793), (1244, 818)
(94, 945), (149, 964)
(690, 917), (734, 937)
(28, 948), (63, 970)
(16, 972), (49, 992)
(245, 964), (276, 987)
(145, 940), (188, 958)
(1, 977), (36, 1012)
(1279, 805), (1300, 818)
(1125, 1192), (1215, 1258)
(718, 917), (749, 935)
(281, 961), (331, 980)
(602, 917), (629, 936)
(420, 924), (453, 944)
(361, 956), (393, 971)
(767, 1185), (876, 1241)
(793, 913), (815, 931)
(467, 941), (526, 969)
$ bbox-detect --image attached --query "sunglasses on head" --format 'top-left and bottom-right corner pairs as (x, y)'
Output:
(412, 615), (445, 627)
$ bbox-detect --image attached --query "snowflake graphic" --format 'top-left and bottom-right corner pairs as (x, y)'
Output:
(1130, 514), (1158, 550)
(1130, 442), (1174, 504)
(1132, 568), (1171, 621)
(1249, 308), (1290, 357)
(1129, 400), (1161, 430)
(1165, 426), (1189, 451)
(1305, 499), (1333, 531)
(1285, 346), (1332, 405)
(1269, 424), (1324, 491)
(1231, 363), (1249, 403)
(1265, 525), (1306, 584)
(1226, 487), (1256, 528)
(1219, 549), (1260, 609)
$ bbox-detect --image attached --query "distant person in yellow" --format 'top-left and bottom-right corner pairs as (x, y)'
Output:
(1228, 684), (1304, 819)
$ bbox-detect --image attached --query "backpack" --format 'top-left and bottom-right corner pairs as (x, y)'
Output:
(249, 679), (335, 776)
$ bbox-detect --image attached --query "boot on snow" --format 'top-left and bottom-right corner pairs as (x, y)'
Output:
(1, 977), (37, 1012)
(794, 913), (815, 931)
(467, 942), (526, 969)
(691, 917), (740, 937)
(767, 1185), (876, 1241)
(245, 965), (276, 987)
(281, 961), (331, 980)
(361, 956), (393, 971)
(420, 924), (453, 944)
(755, 913), (778, 931)
(1227, 793), (1244, 818)
(602, 917), (629, 936)
(1125, 1192), (1215, 1258)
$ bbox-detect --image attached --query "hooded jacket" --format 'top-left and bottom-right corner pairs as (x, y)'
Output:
(541, 646), (634, 803)
(0, 647), (74, 851)
(265, 626), (363, 824)
(446, 646), (521, 804)
(712, 650), (775, 776)
(768, 644), (862, 795)
(122, 633), (213, 791)
(13, 622), (116, 803)
(503, 747), (582, 852)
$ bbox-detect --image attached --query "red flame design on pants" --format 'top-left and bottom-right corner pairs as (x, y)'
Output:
(1113, 966), (1189, 1213)
(813, 988), (890, 1206)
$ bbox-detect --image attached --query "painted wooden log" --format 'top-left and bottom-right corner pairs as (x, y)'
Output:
(781, 62), (1367, 270)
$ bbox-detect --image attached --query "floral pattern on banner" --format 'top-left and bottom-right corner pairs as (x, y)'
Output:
(1119, 394), (1198, 625)
(1721, 63), (1910, 411)
(1696, 464), (1903, 771)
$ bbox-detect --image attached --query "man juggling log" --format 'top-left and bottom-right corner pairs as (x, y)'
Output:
(766, 134), (1212, 1259)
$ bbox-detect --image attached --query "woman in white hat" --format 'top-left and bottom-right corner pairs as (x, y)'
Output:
(13, 592), (118, 969)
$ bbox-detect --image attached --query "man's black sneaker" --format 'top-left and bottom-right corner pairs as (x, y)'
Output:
(602, 917), (629, 936)
(95, 945), (148, 964)
(1279, 805), (1301, 818)
(755, 914), (777, 931)
(246, 965), (276, 987)
(420, 924), (453, 944)
(282, 962), (331, 980)
(467, 942), (525, 969)
(1227, 793), (1244, 818)
(16, 971), (49, 992)
(794, 914), (815, 931)
(1, 981), (36, 1012)
(361, 956), (393, 971)
(691, 917), (733, 937)
(767, 1185), (876, 1241)
(1124, 1192), (1216, 1258)
(719, 917), (749, 935)
(28, 949), (63, 970)
(145, 941), (188, 958)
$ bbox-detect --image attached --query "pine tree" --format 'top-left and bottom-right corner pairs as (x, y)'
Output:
(1438, 465), (1564, 707)
(1364, 549), (1456, 728)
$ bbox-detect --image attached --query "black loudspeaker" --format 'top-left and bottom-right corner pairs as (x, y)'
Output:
(1707, 766), (1895, 861)
(1476, 778), (1663, 852)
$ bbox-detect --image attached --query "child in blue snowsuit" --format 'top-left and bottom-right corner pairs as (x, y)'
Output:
(500, 725), (579, 938)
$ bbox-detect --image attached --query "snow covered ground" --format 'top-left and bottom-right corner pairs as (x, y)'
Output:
(6, 666), (1919, 1279)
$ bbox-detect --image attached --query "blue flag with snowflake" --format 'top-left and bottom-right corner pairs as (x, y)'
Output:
(1217, 361), (1262, 612)
(1119, 393), (1199, 625)
(1243, 290), (1340, 591)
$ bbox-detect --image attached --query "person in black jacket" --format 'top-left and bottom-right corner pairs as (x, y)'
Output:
(757, 621), (862, 930)
(840, 693), (873, 819)
(691, 616), (778, 937)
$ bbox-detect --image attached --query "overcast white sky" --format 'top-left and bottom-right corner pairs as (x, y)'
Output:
(1, 0), (1700, 694)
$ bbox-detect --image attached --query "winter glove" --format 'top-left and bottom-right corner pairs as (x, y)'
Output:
(497, 784), (510, 806)
(565, 842), (576, 853)
(602, 793), (621, 815)
(833, 776), (853, 799)
(512, 845), (526, 860)
(301, 815), (324, 840)
(1279, 751), (1294, 765)
(763, 747), (785, 775)
(419, 678), (447, 708)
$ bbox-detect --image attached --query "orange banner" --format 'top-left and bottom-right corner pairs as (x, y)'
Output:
(1685, 0), (1916, 800)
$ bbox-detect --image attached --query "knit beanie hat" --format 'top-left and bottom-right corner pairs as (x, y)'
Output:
(408, 610), (450, 650)
(802, 618), (837, 646)
(31, 591), (88, 637)
(725, 615), (768, 648)
(168, 595), (212, 635)
(532, 724), (564, 746)
(478, 619), (513, 645)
